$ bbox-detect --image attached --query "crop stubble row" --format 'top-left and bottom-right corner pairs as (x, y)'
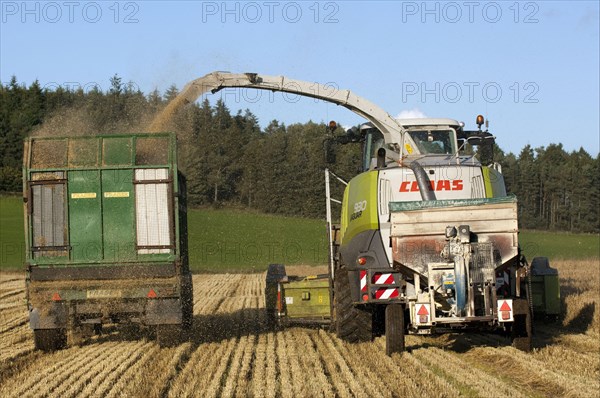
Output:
(0, 259), (598, 397)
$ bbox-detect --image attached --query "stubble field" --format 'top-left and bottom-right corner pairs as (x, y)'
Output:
(0, 260), (598, 398)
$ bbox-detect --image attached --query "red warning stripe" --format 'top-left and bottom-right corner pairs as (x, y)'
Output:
(360, 270), (367, 292)
(374, 287), (399, 300)
(417, 304), (429, 315)
(372, 272), (395, 285)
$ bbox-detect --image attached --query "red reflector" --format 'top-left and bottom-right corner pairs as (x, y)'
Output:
(147, 289), (157, 298)
(362, 294), (369, 301)
(417, 305), (429, 316)
(501, 311), (511, 320)
(277, 289), (281, 312)
(357, 257), (367, 266)
(499, 301), (511, 311)
(51, 292), (61, 301)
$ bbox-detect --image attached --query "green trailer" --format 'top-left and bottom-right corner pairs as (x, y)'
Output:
(265, 264), (331, 327)
(528, 257), (561, 317)
(23, 133), (193, 350)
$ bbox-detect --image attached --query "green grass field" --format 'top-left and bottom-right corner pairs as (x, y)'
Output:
(0, 196), (328, 273)
(0, 195), (24, 271)
(187, 208), (328, 272)
(518, 230), (599, 262)
(1, 196), (598, 272)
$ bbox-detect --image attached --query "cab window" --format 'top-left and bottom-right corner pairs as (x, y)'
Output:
(408, 130), (456, 154)
(362, 128), (384, 171)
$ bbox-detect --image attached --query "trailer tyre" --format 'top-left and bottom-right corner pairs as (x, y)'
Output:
(34, 329), (67, 351)
(182, 293), (194, 331)
(385, 304), (405, 356)
(156, 324), (182, 347)
(70, 323), (97, 346)
(334, 268), (372, 342)
(512, 299), (532, 352)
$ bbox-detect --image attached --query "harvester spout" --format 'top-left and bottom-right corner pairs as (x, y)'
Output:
(148, 71), (416, 155)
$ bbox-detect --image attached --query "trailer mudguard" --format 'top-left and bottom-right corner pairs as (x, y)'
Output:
(29, 303), (68, 329)
(145, 298), (183, 325)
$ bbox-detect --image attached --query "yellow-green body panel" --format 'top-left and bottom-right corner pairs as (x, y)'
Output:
(482, 166), (506, 198)
(482, 167), (494, 198)
(339, 171), (380, 246)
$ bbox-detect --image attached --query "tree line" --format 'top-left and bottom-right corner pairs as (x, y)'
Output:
(1, 77), (598, 233)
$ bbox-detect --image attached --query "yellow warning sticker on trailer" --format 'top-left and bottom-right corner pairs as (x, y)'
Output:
(104, 191), (130, 198)
(71, 192), (97, 199)
(87, 289), (122, 299)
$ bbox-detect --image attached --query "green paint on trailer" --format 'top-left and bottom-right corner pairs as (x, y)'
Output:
(101, 169), (135, 261)
(68, 170), (103, 262)
(103, 137), (133, 166)
(530, 274), (561, 315)
(283, 276), (331, 319)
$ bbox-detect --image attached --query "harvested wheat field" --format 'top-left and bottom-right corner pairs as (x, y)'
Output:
(0, 260), (598, 398)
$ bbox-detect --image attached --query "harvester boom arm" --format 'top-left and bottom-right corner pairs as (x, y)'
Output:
(152, 72), (408, 151)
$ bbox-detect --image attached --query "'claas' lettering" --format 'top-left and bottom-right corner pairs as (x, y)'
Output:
(399, 180), (463, 192)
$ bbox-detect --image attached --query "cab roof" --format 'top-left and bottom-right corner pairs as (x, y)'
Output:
(360, 118), (462, 130)
(396, 118), (461, 128)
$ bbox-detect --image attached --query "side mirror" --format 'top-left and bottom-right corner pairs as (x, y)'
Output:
(336, 126), (363, 145)
(477, 140), (494, 165)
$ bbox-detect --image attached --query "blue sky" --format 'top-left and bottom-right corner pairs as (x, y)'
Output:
(1, 1), (599, 155)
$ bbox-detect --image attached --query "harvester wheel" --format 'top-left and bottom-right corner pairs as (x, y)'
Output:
(156, 324), (182, 347)
(385, 304), (405, 356)
(334, 268), (372, 342)
(511, 299), (532, 352)
(34, 329), (67, 351)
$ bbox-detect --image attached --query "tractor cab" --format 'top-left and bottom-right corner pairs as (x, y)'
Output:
(357, 117), (496, 171)
(358, 119), (462, 171)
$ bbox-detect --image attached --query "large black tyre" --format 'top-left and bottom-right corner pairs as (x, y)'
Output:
(334, 268), (372, 342)
(156, 324), (182, 347)
(385, 304), (405, 356)
(181, 274), (194, 331)
(512, 299), (532, 352)
(34, 329), (67, 351)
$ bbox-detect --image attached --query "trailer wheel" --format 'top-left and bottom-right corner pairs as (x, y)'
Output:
(512, 299), (532, 352)
(334, 268), (372, 342)
(34, 329), (67, 351)
(385, 304), (405, 356)
(156, 324), (182, 347)
(70, 323), (97, 346)
(182, 289), (194, 331)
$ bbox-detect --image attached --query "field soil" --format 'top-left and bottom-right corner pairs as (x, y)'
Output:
(1, 260), (598, 397)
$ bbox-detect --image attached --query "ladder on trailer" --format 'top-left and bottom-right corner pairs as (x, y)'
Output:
(325, 169), (347, 279)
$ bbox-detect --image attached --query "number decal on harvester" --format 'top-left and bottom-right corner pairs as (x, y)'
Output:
(351, 200), (367, 221)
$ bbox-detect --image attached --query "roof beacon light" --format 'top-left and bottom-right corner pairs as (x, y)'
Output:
(476, 115), (485, 130)
(329, 120), (338, 133)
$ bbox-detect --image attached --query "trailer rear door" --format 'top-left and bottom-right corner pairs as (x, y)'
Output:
(68, 169), (137, 262)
